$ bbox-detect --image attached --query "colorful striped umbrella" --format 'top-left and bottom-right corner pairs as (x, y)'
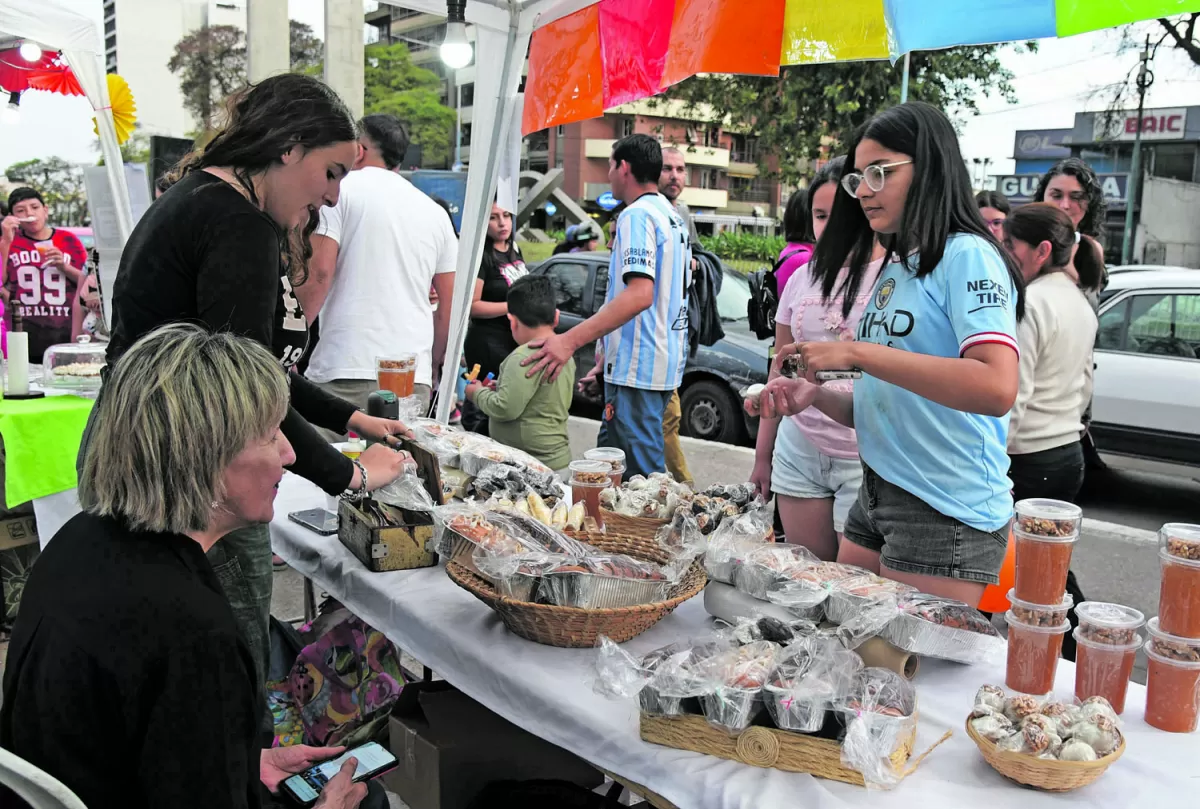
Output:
(523, 0), (1200, 134)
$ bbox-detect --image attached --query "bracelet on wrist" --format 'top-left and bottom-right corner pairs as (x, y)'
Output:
(341, 457), (368, 501)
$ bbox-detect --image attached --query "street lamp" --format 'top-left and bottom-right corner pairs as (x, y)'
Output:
(440, 1), (472, 69)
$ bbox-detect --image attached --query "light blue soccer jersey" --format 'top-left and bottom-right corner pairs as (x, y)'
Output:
(602, 193), (690, 391)
(854, 233), (1019, 532)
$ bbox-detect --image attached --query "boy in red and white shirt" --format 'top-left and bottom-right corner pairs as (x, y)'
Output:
(1, 188), (87, 359)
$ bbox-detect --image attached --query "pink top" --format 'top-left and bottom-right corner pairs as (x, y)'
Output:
(774, 242), (813, 297)
(775, 259), (884, 459)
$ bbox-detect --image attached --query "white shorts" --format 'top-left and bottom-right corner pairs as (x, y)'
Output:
(770, 417), (863, 532)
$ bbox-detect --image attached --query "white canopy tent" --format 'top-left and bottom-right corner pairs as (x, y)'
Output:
(392, 0), (599, 422)
(0, 0), (135, 246)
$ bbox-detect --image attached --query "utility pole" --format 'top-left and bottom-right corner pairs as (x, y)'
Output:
(900, 53), (911, 103)
(1122, 36), (1154, 265)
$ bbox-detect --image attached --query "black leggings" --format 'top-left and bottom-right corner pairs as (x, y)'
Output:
(1009, 441), (1086, 660)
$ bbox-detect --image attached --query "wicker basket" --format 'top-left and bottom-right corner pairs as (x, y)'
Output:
(965, 720), (1125, 792)
(598, 510), (671, 541)
(640, 712), (946, 787)
(444, 531), (706, 648)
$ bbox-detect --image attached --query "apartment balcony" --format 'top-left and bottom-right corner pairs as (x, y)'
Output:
(679, 187), (728, 209)
(728, 161), (760, 178)
(584, 139), (730, 168)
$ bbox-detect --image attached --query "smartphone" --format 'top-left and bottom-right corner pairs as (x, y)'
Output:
(288, 508), (340, 536)
(815, 370), (863, 381)
(281, 742), (398, 806)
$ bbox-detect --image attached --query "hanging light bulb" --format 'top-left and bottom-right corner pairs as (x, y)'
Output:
(440, 1), (472, 69)
(18, 41), (43, 63)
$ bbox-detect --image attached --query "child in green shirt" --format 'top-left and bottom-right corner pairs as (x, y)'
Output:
(465, 275), (576, 469)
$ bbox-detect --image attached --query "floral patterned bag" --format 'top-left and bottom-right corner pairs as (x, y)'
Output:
(273, 604), (406, 748)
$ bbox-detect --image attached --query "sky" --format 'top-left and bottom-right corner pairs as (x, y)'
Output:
(2, 8), (1199, 186)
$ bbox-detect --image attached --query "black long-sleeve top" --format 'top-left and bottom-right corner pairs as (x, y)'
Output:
(0, 513), (264, 809)
(105, 170), (356, 494)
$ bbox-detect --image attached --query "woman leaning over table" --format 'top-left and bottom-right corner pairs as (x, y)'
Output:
(2, 324), (368, 809)
(79, 74), (414, 692)
(748, 102), (1026, 608)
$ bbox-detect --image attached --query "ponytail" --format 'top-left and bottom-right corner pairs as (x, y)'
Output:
(1074, 235), (1105, 294)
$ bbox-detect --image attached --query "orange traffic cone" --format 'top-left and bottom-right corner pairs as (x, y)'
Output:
(979, 528), (1016, 613)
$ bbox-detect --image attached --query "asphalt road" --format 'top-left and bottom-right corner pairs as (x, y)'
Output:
(274, 418), (1197, 686)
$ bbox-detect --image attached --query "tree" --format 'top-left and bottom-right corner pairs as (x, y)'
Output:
(168, 20), (326, 130)
(290, 20), (323, 76)
(4, 158), (89, 226)
(168, 24), (246, 131)
(660, 45), (1029, 183)
(1157, 14), (1200, 65)
(363, 42), (456, 168)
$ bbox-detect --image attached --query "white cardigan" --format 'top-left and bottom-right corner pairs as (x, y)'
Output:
(1008, 272), (1098, 455)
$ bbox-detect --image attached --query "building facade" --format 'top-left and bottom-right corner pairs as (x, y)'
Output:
(993, 107), (1200, 264)
(103, 0), (247, 138)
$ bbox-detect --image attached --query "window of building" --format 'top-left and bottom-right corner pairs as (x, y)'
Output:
(1150, 144), (1197, 183)
(731, 136), (758, 164)
(698, 169), (720, 189)
(104, 18), (115, 35)
(704, 127), (721, 148)
(461, 124), (472, 148)
(459, 82), (474, 107)
(729, 176), (770, 203)
(557, 124), (565, 136)
(621, 117), (635, 138)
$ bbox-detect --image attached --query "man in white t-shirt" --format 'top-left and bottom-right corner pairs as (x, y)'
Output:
(303, 114), (458, 421)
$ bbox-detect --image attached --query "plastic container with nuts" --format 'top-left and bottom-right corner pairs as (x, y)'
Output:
(1144, 617), (1200, 733)
(583, 447), (626, 489)
(568, 460), (613, 528)
(1004, 590), (1074, 695)
(1012, 499), (1081, 604)
(1073, 601), (1145, 714)
(1158, 523), (1200, 639)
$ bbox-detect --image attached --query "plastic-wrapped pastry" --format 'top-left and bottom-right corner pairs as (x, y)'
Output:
(1020, 713), (1056, 734)
(995, 731), (1029, 753)
(969, 703), (1003, 720)
(550, 500), (568, 529)
(1038, 701), (1078, 738)
(1058, 739), (1099, 762)
(975, 684), (1006, 713)
(566, 502), (586, 531)
(1003, 694), (1041, 725)
(599, 487), (618, 509)
(1021, 723), (1053, 755)
(1070, 715), (1121, 757)
(1076, 696), (1119, 727)
(969, 713), (1013, 742)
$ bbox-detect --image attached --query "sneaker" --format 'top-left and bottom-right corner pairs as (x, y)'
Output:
(272, 554), (288, 569)
(449, 407), (462, 425)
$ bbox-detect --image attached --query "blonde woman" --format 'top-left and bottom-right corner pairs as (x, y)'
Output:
(1, 325), (367, 809)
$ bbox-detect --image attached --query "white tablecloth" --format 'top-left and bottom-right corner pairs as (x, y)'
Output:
(268, 473), (1197, 809)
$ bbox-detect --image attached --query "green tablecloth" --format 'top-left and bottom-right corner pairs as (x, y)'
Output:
(0, 396), (94, 507)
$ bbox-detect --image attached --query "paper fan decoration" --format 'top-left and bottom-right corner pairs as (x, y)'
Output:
(93, 73), (137, 145)
(27, 65), (84, 96)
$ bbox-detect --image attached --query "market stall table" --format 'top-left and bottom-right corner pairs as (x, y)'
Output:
(269, 473), (1198, 809)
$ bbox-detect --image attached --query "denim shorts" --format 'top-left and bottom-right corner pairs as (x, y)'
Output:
(843, 465), (1009, 585)
(770, 418), (862, 533)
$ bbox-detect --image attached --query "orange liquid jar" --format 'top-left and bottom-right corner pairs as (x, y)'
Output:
(1005, 603), (1070, 695)
(584, 447), (626, 489)
(1072, 602), (1144, 714)
(1012, 499), (1081, 604)
(569, 460), (612, 530)
(1143, 620), (1200, 733)
(1157, 524), (1200, 639)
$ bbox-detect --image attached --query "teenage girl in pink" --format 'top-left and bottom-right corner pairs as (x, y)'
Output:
(751, 158), (885, 559)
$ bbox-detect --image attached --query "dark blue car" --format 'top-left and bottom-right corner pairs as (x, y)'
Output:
(531, 252), (768, 445)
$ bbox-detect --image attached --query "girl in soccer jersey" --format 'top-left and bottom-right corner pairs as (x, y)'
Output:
(750, 102), (1025, 607)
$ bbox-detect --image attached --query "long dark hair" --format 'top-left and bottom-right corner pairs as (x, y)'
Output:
(1034, 158), (1105, 237)
(285, 206), (320, 288)
(813, 102), (1024, 319)
(1005, 203), (1104, 294)
(784, 156), (846, 243)
(164, 74), (356, 208)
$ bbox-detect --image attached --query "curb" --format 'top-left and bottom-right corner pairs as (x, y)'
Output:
(1080, 518), (1157, 544)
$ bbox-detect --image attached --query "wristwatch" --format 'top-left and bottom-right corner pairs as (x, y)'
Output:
(341, 457), (368, 501)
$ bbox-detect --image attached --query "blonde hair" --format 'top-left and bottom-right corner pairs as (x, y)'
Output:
(80, 324), (290, 534)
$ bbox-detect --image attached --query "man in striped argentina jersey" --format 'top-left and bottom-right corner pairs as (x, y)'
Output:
(524, 134), (690, 478)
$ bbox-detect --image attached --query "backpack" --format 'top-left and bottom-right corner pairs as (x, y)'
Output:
(746, 246), (806, 340)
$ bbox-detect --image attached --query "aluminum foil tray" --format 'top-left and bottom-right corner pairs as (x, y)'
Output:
(488, 572), (541, 602)
(543, 571), (669, 609)
(457, 448), (514, 477)
(446, 533), (486, 577)
(763, 684), (829, 733)
(733, 561), (782, 601)
(700, 686), (764, 734)
(881, 612), (1005, 665)
(825, 591), (875, 626)
(639, 686), (700, 717)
